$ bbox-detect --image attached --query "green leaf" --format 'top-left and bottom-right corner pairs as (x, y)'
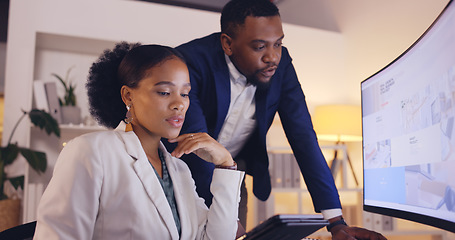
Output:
(67, 85), (77, 106)
(18, 147), (47, 173)
(52, 67), (77, 106)
(8, 176), (24, 190)
(1, 144), (20, 166)
(29, 109), (60, 138)
(52, 73), (68, 91)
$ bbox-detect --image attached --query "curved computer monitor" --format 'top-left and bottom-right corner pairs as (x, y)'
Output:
(361, 0), (455, 233)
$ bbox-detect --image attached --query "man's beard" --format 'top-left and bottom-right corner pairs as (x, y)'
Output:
(246, 66), (276, 90)
(247, 77), (272, 90)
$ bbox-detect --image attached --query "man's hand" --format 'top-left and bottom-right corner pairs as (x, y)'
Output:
(330, 224), (387, 240)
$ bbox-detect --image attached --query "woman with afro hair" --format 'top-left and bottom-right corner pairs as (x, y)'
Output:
(34, 42), (244, 240)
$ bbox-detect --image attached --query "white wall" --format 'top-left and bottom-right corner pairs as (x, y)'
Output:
(329, 0), (450, 104)
(283, 23), (345, 109)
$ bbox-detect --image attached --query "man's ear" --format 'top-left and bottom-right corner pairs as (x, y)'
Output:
(220, 33), (233, 56)
(120, 85), (132, 106)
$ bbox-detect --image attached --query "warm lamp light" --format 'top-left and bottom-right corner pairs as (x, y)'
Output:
(312, 104), (362, 187)
(312, 105), (362, 142)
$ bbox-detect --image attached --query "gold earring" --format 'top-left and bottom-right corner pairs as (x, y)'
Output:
(125, 104), (133, 132)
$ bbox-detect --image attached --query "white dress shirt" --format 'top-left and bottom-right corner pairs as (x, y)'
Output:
(217, 55), (257, 158)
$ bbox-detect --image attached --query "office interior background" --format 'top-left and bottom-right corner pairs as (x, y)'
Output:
(1, 0), (454, 239)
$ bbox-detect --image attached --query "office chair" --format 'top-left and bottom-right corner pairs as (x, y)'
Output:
(0, 221), (36, 240)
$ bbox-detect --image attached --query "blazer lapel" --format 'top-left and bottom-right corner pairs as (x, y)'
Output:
(254, 87), (269, 144)
(160, 144), (193, 239)
(132, 160), (179, 239)
(114, 124), (179, 239)
(213, 46), (231, 138)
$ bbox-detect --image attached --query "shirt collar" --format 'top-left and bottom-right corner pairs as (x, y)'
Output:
(225, 54), (247, 86)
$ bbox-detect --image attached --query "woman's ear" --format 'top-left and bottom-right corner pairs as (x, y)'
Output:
(220, 33), (233, 56)
(120, 85), (132, 106)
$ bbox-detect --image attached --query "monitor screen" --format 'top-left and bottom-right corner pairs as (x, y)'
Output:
(361, 0), (455, 233)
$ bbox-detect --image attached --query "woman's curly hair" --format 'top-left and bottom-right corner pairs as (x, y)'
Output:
(86, 42), (185, 129)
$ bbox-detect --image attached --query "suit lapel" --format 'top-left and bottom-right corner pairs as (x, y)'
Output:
(213, 41), (231, 138)
(160, 145), (193, 239)
(132, 159), (179, 239)
(214, 68), (230, 137)
(255, 87), (269, 143)
(114, 125), (179, 239)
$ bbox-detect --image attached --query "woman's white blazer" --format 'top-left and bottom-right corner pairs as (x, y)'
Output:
(34, 124), (244, 240)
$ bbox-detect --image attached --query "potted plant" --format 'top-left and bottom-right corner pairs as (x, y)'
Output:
(0, 109), (60, 231)
(52, 67), (81, 124)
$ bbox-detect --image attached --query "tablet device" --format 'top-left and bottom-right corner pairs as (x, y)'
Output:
(237, 214), (329, 240)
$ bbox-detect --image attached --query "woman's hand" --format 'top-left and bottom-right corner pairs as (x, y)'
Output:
(168, 133), (234, 167)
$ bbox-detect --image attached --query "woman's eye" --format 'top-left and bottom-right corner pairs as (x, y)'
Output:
(181, 93), (189, 98)
(158, 92), (170, 96)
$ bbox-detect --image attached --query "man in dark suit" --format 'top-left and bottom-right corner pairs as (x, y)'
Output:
(165, 0), (387, 239)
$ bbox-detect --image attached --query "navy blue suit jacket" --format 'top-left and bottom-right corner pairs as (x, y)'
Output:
(165, 33), (341, 212)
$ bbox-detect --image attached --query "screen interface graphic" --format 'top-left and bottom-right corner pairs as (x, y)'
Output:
(361, 2), (455, 225)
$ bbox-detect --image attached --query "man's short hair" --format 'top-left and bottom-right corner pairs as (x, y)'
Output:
(221, 0), (280, 37)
